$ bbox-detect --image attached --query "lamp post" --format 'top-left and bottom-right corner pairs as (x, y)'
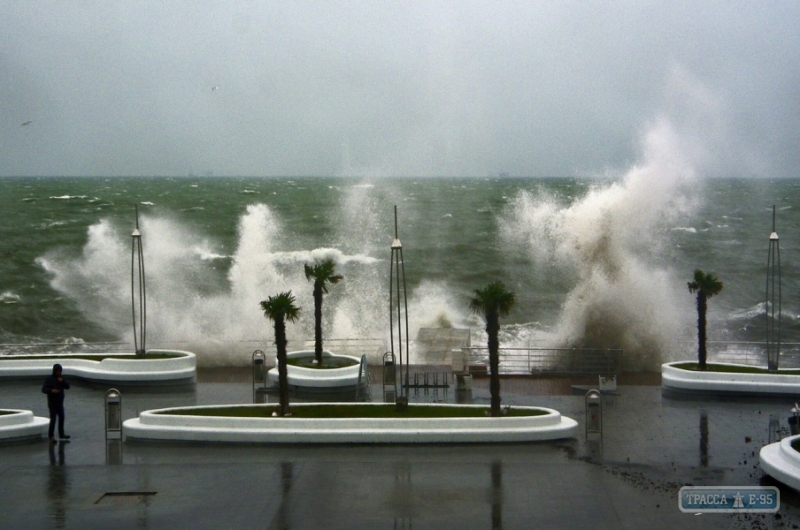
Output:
(131, 205), (147, 357)
(389, 206), (410, 404)
(766, 205), (781, 371)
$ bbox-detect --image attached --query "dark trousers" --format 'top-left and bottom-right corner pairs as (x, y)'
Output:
(48, 404), (65, 438)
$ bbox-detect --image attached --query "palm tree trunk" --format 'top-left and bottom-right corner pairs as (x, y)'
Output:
(275, 318), (290, 415)
(487, 312), (502, 416)
(314, 284), (323, 365)
(697, 292), (707, 370)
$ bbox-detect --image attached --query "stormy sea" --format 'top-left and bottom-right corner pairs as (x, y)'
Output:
(1, 166), (798, 371)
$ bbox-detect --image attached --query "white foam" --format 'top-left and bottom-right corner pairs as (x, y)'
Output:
(268, 248), (379, 266)
(0, 292), (20, 304)
(500, 116), (702, 370)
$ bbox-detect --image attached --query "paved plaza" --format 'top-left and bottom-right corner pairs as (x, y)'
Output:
(1, 369), (799, 529)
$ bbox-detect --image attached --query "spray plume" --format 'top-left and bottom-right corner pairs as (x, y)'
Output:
(501, 116), (703, 370)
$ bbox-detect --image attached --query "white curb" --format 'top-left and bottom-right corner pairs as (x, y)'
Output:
(267, 350), (362, 389)
(0, 350), (196, 384)
(662, 362), (800, 396)
(123, 403), (578, 444)
(0, 409), (49, 442)
(760, 434), (800, 491)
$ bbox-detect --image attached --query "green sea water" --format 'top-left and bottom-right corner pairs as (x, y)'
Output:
(0, 176), (798, 369)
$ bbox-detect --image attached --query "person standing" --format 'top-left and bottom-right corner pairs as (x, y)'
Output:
(42, 364), (70, 443)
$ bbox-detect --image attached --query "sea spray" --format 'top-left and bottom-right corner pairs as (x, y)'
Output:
(328, 181), (473, 363)
(325, 182), (389, 347)
(37, 206), (304, 365)
(500, 117), (701, 370)
(8, 175), (800, 368)
(36, 192), (470, 366)
(37, 220), (130, 332)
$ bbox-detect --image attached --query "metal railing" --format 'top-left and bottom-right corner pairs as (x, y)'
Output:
(0, 337), (387, 360)
(8, 338), (800, 372)
(299, 338), (386, 360)
(677, 341), (800, 369)
(462, 346), (623, 376)
(354, 354), (371, 401)
(0, 341), (130, 356)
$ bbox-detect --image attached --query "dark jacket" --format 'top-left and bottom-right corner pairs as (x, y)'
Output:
(42, 373), (70, 408)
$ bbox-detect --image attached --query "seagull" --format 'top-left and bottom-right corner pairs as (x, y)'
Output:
(211, 86), (218, 92)
(21, 121), (32, 126)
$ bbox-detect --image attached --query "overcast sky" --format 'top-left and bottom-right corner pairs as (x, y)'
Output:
(1, 1), (798, 178)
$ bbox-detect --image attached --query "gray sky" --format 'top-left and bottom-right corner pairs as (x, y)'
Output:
(1, 1), (798, 178)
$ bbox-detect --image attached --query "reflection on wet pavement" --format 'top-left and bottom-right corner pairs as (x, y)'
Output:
(1, 375), (800, 527)
(47, 441), (68, 528)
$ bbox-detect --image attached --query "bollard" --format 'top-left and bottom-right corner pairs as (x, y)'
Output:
(790, 404), (800, 436)
(252, 350), (266, 403)
(105, 388), (123, 440)
(384, 359), (396, 385)
(769, 415), (781, 444)
(253, 351), (266, 383)
(585, 389), (602, 438)
(383, 351), (397, 402)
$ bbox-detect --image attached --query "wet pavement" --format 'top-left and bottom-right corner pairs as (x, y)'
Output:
(1, 370), (799, 529)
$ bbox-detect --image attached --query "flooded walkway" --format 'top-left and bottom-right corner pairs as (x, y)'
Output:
(0, 371), (797, 528)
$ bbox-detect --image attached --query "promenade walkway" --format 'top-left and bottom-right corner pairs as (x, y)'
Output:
(0, 370), (796, 529)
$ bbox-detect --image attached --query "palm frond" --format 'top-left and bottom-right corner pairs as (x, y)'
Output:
(688, 269), (723, 298)
(260, 291), (301, 323)
(470, 280), (516, 317)
(305, 258), (344, 293)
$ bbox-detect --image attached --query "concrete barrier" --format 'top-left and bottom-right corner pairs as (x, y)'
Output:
(0, 350), (196, 384)
(267, 350), (361, 389)
(124, 403), (579, 444)
(662, 362), (800, 396)
(760, 434), (800, 491)
(0, 410), (49, 442)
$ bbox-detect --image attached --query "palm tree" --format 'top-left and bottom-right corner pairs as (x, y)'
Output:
(469, 281), (515, 417)
(260, 291), (301, 416)
(304, 258), (343, 365)
(687, 269), (723, 371)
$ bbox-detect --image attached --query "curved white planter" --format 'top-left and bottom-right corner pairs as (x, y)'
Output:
(0, 409), (49, 442)
(123, 403), (579, 444)
(0, 350), (196, 384)
(267, 350), (362, 389)
(760, 434), (800, 491)
(662, 362), (800, 396)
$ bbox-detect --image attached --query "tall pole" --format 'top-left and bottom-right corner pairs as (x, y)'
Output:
(389, 206), (410, 399)
(766, 205), (781, 371)
(131, 205), (147, 356)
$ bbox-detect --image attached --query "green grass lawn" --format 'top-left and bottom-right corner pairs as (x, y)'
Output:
(0, 353), (183, 361)
(157, 404), (547, 419)
(285, 356), (359, 369)
(673, 362), (800, 375)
